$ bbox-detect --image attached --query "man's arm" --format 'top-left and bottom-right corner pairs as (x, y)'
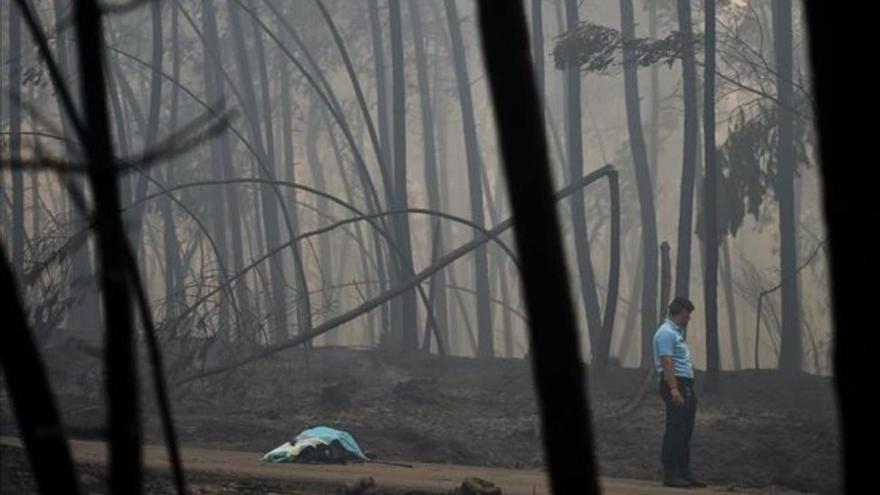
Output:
(662, 356), (684, 406)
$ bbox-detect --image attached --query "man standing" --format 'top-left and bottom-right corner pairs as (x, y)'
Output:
(653, 297), (706, 488)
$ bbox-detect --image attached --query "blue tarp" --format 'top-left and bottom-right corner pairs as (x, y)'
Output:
(296, 426), (367, 459)
(263, 426), (367, 463)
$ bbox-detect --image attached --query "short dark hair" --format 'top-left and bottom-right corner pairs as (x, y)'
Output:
(668, 297), (695, 317)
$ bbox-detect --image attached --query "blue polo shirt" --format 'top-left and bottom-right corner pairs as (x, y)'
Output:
(653, 318), (694, 379)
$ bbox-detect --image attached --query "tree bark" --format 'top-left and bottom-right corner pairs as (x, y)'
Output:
(277, 8), (310, 342)
(74, 0), (141, 489)
(411, 1), (449, 352)
(563, 0), (605, 362)
(9, 0), (24, 274)
(200, 0), (233, 341)
(306, 98), (337, 344)
(388, 0), (419, 352)
(227, 0), (288, 342)
(703, 0), (721, 391)
(674, 0), (699, 300)
(620, 0), (659, 368)
(721, 239), (741, 369)
(444, 0), (494, 358)
(773, 0), (801, 373)
(161, 1), (183, 320)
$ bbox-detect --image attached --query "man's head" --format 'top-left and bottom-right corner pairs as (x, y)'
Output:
(668, 297), (695, 327)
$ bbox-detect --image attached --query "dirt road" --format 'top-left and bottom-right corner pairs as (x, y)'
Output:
(1, 437), (814, 494)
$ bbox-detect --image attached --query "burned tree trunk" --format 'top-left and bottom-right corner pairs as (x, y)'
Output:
(388, 0), (419, 352)
(227, 0), (288, 343)
(703, 0), (721, 392)
(0, 244), (80, 493)
(721, 239), (741, 369)
(774, 0), (801, 373)
(563, 0), (605, 362)
(127, 0), (163, 258)
(8, 0), (24, 274)
(411, 0), (449, 351)
(277, 9), (311, 343)
(368, 0), (394, 341)
(200, 0), (235, 341)
(649, 0), (660, 188)
(50, 0), (101, 343)
(306, 98), (337, 344)
(161, 2), (183, 320)
(620, 0), (659, 367)
(444, 0), (494, 358)
(674, 0), (699, 300)
(532, 0), (545, 99)
(660, 241), (672, 322)
(73, 0), (141, 489)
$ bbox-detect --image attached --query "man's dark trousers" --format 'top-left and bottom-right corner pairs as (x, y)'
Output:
(660, 376), (697, 479)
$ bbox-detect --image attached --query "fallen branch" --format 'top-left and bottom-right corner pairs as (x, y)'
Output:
(177, 166), (616, 385)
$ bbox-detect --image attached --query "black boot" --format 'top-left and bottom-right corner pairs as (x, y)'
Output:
(663, 473), (693, 488)
(681, 472), (706, 488)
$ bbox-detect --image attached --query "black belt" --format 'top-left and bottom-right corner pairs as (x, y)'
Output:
(661, 376), (694, 385)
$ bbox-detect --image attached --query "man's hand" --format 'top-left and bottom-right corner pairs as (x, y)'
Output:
(670, 387), (684, 406)
(660, 356), (683, 406)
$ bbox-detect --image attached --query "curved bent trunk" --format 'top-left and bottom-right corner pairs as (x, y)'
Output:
(563, 0), (604, 361)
